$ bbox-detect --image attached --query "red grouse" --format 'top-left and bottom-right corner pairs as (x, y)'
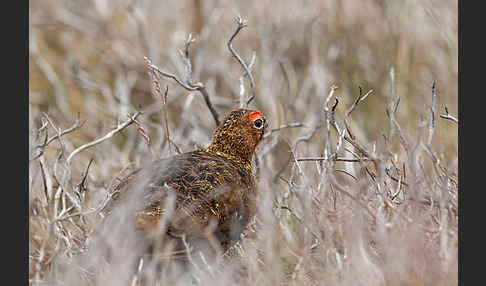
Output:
(114, 108), (267, 256)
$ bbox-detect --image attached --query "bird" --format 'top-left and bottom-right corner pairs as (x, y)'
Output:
(112, 108), (267, 258)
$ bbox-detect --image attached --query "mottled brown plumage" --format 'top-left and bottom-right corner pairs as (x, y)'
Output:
(114, 108), (267, 255)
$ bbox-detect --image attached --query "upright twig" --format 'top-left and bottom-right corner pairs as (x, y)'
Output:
(144, 35), (220, 126)
(31, 113), (85, 162)
(428, 81), (437, 145)
(227, 16), (256, 107)
(161, 86), (172, 155)
(179, 33), (196, 85)
(76, 158), (94, 195)
(389, 67), (397, 139)
(323, 86), (338, 162)
(239, 52), (257, 108)
(344, 87), (373, 140)
(44, 114), (83, 213)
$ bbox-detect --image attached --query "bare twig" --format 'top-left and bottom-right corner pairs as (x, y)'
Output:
(328, 97), (348, 162)
(389, 67), (397, 138)
(145, 56), (195, 91)
(179, 33), (196, 85)
(31, 113), (85, 162)
(440, 106), (458, 124)
(227, 16), (256, 107)
(66, 111), (142, 165)
(323, 85), (338, 162)
(76, 158), (94, 195)
(386, 108), (410, 153)
(145, 51), (220, 126)
(44, 114), (83, 213)
(30, 119), (49, 162)
(39, 160), (49, 205)
(292, 123), (322, 153)
(428, 81), (437, 145)
(239, 52), (257, 108)
(47, 114), (85, 146)
(161, 86), (172, 155)
(263, 122), (305, 139)
(333, 169), (358, 181)
(43, 114), (67, 184)
(344, 87), (374, 140)
(296, 157), (370, 163)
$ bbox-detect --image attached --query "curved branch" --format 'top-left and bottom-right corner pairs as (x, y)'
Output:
(66, 111), (142, 165)
(227, 16), (256, 107)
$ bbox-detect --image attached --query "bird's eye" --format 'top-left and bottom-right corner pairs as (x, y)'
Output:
(253, 118), (264, 129)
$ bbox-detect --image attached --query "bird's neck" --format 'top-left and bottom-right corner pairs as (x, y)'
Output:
(205, 141), (253, 168)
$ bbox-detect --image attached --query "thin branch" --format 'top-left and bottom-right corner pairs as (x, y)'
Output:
(296, 157), (370, 163)
(44, 114), (83, 213)
(440, 106), (458, 124)
(30, 120), (49, 162)
(31, 113), (85, 162)
(292, 123), (322, 153)
(333, 169), (358, 181)
(344, 87), (373, 140)
(145, 54), (220, 126)
(386, 108), (411, 154)
(44, 114), (67, 184)
(328, 97), (348, 162)
(179, 33), (196, 85)
(239, 52), (257, 108)
(389, 67), (397, 138)
(46, 113), (85, 146)
(323, 86), (338, 161)
(144, 56), (196, 91)
(39, 160), (49, 205)
(428, 81), (436, 145)
(161, 86), (172, 155)
(66, 111), (142, 165)
(227, 16), (256, 107)
(263, 122), (305, 139)
(78, 158), (93, 188)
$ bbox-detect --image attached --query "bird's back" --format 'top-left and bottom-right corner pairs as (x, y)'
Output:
(114, 150), (256, 251)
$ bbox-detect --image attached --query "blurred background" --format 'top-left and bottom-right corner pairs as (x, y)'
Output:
(29, 0), (458, 285)
(29, 0), (457, 175)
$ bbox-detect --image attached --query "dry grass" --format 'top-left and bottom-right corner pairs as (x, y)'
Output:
(29, 0), (458, 285)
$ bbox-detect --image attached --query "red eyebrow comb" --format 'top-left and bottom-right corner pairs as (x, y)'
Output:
(249, 111), (262, 122)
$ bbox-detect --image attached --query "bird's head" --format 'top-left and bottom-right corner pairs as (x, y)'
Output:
(206, 108), (267, 163)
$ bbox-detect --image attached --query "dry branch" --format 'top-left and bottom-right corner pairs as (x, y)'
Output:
(227, 16), (256, 107)
(263, 122), (305, 139)
(296, 157), (370, 163)
(66, 111), (142, 165)
(428, 81), (437, 145)
(440, 106), (458, 124)
(344, 87), (373, 140)
(323, 86), (338, 161)
(31, 113), (85, 162)
(144, 41), (221, 126)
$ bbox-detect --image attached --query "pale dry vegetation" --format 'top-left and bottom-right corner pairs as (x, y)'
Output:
(29, 0), (458, 285)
